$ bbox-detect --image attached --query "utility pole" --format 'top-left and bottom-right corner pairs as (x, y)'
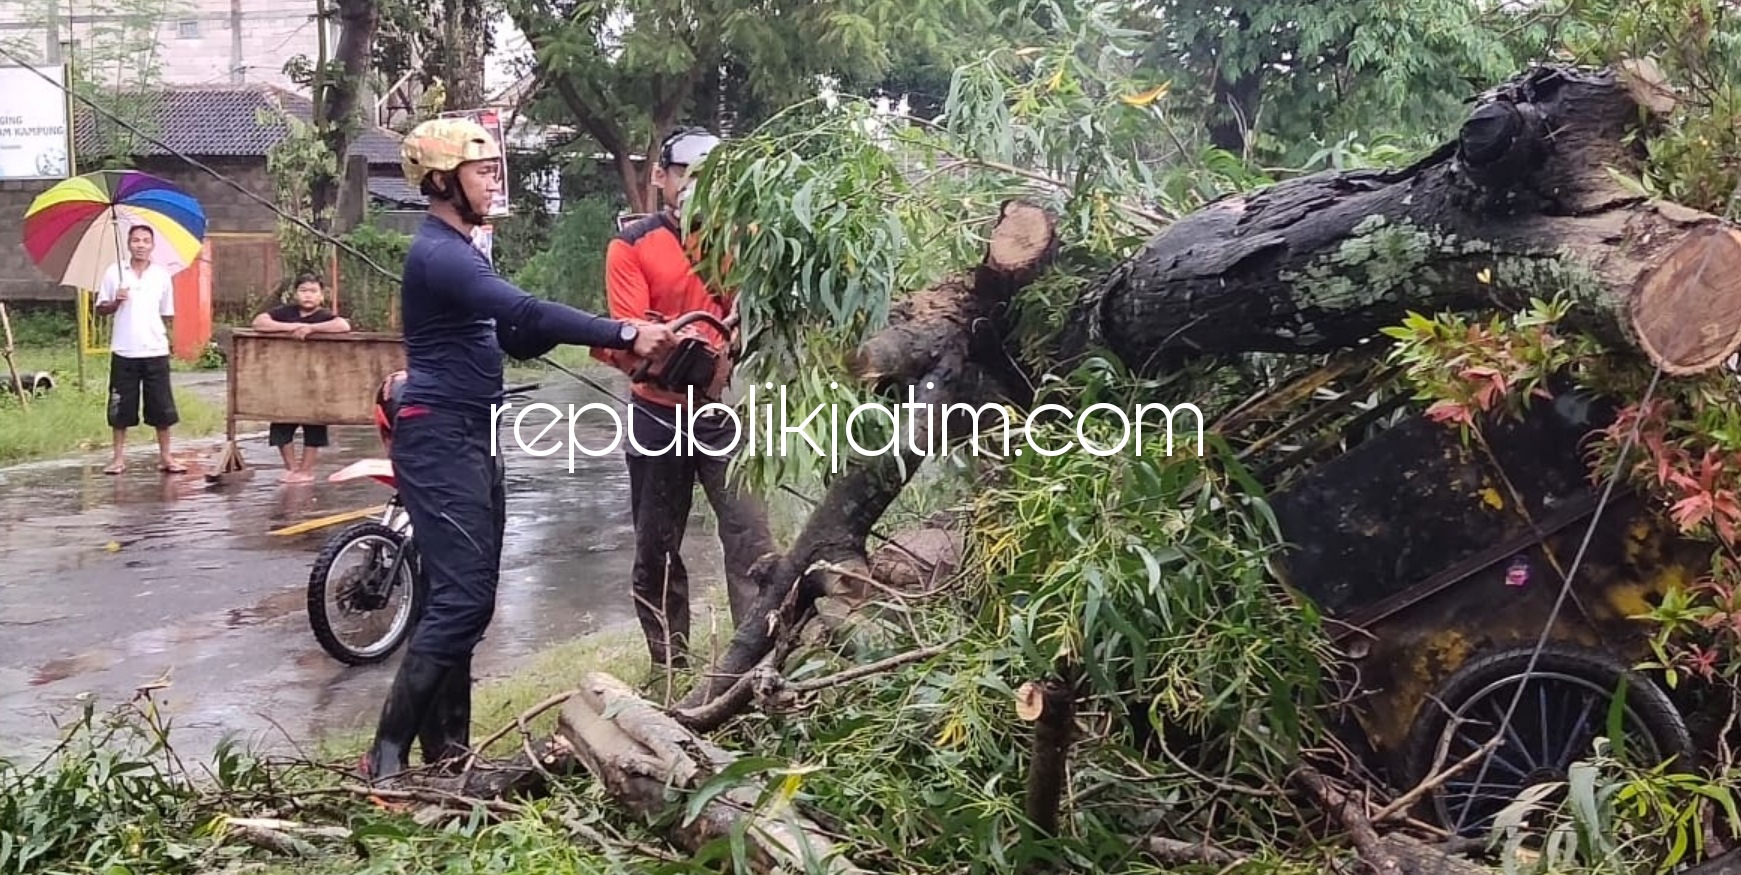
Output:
(45, 0), (61, 63)
(62, 27), (85, 392)
(230, 0), (242, 83)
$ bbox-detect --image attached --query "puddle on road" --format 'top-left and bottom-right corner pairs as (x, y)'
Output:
(224, 587), (306, 629)
(30, 650), (119, 686)
(0, 376), (735, 763)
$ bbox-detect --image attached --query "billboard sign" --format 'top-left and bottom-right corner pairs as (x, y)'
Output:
(439, 106), (510, 217)
(0, 64), (72, 180)
(472, 224), (494, 263)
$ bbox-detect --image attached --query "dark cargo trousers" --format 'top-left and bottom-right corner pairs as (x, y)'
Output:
(391, 404), (508, 663)
(625, 402), (775, 668)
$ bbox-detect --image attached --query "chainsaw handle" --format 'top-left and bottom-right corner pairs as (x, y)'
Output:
(665, 311), (736, 335)
(628, 310), (737, 380)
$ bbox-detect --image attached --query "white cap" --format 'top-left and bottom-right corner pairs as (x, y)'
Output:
(664, 130), (721, 167)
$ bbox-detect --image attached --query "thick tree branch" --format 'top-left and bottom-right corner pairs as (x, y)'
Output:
(670, 200), (1060, 730)
(1059, 63), (1741, 377)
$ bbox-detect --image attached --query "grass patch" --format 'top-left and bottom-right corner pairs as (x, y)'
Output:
(0, 345), (225, 465)
(501, 344), (621, 391)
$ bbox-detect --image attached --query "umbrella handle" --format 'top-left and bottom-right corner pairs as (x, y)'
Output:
(110, 207), (124, 294)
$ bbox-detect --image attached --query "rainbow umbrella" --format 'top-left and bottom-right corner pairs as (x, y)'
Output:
(21, 170), (207, 290)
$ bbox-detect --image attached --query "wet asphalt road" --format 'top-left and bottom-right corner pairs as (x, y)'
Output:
(0, 373), (723, 763)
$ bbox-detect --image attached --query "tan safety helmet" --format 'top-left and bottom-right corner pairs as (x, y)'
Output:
(400, 117), (501, 188)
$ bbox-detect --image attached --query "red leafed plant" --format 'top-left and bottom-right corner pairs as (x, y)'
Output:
(1381, 293), (1598, 436)
(1591, 388), (1741, 549)
(1384, 291), (1741, 689)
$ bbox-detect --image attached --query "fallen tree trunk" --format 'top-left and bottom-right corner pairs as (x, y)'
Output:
(559, 672), (864, 874)
(673, 199), (1060, 727)
(1060, 61), (1741, 377)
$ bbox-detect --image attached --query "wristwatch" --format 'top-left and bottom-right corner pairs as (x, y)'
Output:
(619, 322), (639, 346)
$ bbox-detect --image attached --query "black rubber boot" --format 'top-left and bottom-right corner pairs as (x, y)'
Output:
(418, 656), (473, 768)
(360, 651), (449, 783)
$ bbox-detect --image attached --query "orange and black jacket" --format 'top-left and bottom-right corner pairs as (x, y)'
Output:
(592, 212), (734, 408)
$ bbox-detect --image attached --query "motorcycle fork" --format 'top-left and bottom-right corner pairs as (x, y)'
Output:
(367, 496), (415, 602)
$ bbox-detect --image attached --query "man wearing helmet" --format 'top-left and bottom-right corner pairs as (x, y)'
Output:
(592, 126), (776, 671)
(358, 117), (676, 782)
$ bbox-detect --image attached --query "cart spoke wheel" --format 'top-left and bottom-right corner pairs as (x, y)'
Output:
(1404, 646), (1692, 840)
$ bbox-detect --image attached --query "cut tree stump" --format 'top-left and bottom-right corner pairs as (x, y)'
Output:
(1016, 679), (1075, 839)
(1059, 62), (1741, 377)
(557, 672), (864, 874)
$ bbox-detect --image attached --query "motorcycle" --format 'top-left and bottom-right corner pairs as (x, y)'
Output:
(304, 376), (540, 665)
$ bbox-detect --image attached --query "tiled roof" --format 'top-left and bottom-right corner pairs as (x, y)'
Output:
(72, 84), (404, 166)
(367, 175), (428, 207)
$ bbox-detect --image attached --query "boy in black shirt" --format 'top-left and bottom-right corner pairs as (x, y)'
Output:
(251, 273), (353, 482)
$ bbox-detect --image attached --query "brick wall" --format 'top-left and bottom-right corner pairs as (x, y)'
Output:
(0, 176), (58, 301)
(0, 155), (281, 304)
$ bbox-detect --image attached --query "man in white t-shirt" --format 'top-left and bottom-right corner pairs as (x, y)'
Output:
(94, 224), (184, 475)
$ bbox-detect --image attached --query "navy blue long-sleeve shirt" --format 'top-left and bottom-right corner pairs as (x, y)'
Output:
(399, 215), (631, 414)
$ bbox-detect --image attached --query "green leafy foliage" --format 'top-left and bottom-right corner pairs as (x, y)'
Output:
(510, 196), (620, 314)
(973, 358), (1335, 769)
(334, 220), (414, 330)
(25, 0), (1741, 871)
(501, 0), (965, 209)
(1130, 0), (1543, 165)
(0, 693), (268, 874)
(684, 0), (1248, 368)
(262, 111), (341, 281)
(1488, 742), (1741, 875)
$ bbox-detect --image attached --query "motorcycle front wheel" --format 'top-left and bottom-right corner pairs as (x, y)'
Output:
(306, 521), (425, 665)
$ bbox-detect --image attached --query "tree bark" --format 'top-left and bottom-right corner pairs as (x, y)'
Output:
(1016, 680), (1075, 840)
(311, 0), (380, 234)
(670, 200), (1059, 729)
(440, 0), (488, 111)
(1059, 62), (1741, 377)
(1295, 767), (1491, 875)
(558, 672), (865, 874)
(1685, 847), (1741, 875)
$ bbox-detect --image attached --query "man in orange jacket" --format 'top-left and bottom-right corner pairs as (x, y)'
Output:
(593, 126), (775, 670)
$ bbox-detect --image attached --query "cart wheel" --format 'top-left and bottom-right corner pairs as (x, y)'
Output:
(1402, 643), (1692, 837)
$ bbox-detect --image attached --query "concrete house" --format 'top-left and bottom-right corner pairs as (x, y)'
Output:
(0, 0), (335, 94)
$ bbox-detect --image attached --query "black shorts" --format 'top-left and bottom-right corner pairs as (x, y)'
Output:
(107, 354), (178, 430)
(269, 423), (330, 448)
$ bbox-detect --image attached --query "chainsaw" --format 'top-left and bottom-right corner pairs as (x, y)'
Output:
(629, 309), (740, 403)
